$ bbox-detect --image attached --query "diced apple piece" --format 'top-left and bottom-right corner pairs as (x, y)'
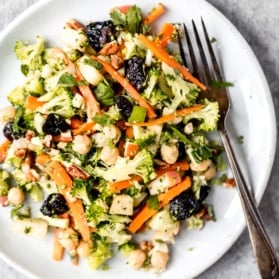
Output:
(12, 218), (48, 239)
(110, 194), (134, 216)
(147, 171), (181, 195)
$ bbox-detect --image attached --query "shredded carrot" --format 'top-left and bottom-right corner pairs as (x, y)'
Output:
(125, 126), (134, 139)
(24, 95), (46, 110)
(127, 104), (204, 127)
(78, 85), (101, 117)
(0, 139), (11, 163)
(128, 176), (191, 233)
(124, 142), (139, 158)
(155, 161), (189, 177)
(138, 35), (206, 91)
(72, 121), (95, 136)
(35, 153), (51, 166)
(143, 3), (166, 25)
(70, 117), (84, 129)
(45, 161), (90, 241)
(158, 22), (175, 48)
(110, 175), (142, 193)
(52, 228), (65, 261)
(90, 55), (157, 119)
(110, 5), (132, 14)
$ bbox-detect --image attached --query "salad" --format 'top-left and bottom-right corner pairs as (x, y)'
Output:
(0, 3), (231, 274)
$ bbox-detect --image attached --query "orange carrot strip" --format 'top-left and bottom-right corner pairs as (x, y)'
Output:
(52, 228), (65, 261)
(158, 22), (175, 48)
(78, 85), (101, 116)
(24, 95), (46, 110)
(110, 175), (142, 193)
(127, 104), (204, 127)
(0, 139), (11, 163)
(124, 142), (139, 158)
(72, 121), (95, 136)
(35, 153), (51, 166)
(125, 126), (134, 139)
(70, 117), (84, 129)
(128, 176), (191, 233)
(45, 161), (90, 241)
(155, 161), (189, 177)
(110, 5), (132, 14)
(138, 35), (206, 91)
(143, 3), (166, 25)
(90, 55), (157, 119)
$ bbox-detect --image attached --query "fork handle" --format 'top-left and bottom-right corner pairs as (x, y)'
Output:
(220, 130), (279, 279)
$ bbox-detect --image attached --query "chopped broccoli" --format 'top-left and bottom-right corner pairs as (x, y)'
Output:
(12, 169), (29, 186)
(71, 178), (92, 205)
(183, 99), (220, 132)
(94, 148), (156, 183)
(142, 68), (170, 109)
(96, 222), (131, 245)
(88, 236), (112, 270)
(85, 198), (109, 227)
(14, 36), (44, 74)
(0, 170), (10, 196)
(162, 62), (200, 110)
(37, 87), (75, 118)
(7, 86), (26, 106)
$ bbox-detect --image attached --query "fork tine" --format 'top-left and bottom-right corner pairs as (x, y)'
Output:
(192, 19), (212, 84)
(177, 26), (188, 68)
(183, 23), (200, 81)
(201, 18), (223, 81)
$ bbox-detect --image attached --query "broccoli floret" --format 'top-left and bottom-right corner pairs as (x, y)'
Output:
(133, 125), (163, 153)
(37, 87), (75, 118)
(96, 222), (131, 245)
(0, 170), (10, 196)
(14, 35), (44, 74)
(7, 86), (26, 106)
(162, 62), (200, 110)
(12, 169), (28, 186)
(85, 198), (109, 227)
(94, 149), (156, 183)
(71, 178), (92, 205)
(142, 68), (170, 109)
(88, 236), (112, 270)
(183, 99), (220, 132)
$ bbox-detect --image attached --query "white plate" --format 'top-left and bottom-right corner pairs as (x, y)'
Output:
(0, 0), (276, 278)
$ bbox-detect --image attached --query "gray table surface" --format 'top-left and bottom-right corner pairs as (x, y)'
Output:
(0, 0), (278, 278)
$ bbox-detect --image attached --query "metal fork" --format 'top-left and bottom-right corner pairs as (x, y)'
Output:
(178, 19), (279, 279)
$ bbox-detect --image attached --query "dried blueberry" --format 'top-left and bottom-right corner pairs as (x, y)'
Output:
(42, 113), (69, 136)
(170, 190), (201, 220)
(86, 21), (114, 52)
(3, 121), (14, 141)
(40, 193), (69, 216)
(125, 56), (146, 92)
(115, 96), (133, 119)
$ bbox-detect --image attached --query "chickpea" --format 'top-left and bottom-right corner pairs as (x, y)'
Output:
(0, 106), (16, 124)
(7, 187), (25, 205)
(150, 251), (169, 272)
(103, 125), (121, 144)
(160, 143), (179, 164)
(127, 249), (146, 269)
(58, 228), (79, 251)
(190, 159), (211, 172)
(77, 240), (93, 258)
(72, 135), (92, 155)
(99, 146), (119, 166)
(184, 122), (194, 134)
(203, 163), (217, 180)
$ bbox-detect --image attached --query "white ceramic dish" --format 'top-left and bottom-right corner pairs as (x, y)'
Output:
(0, 0), (276, 278)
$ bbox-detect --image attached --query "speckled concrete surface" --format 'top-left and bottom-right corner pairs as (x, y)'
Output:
(0, 0), (278, 278)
